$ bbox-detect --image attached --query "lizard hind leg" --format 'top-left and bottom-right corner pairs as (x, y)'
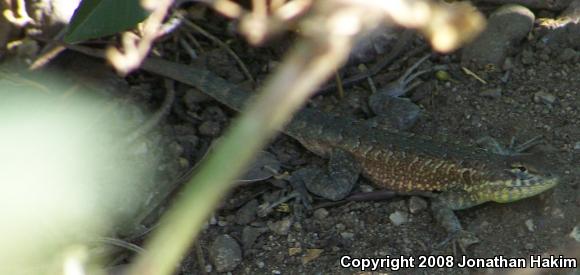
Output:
(477, 135), (543, 156)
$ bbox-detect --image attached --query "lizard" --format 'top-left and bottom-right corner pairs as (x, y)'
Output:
(67, 45), (559, 249)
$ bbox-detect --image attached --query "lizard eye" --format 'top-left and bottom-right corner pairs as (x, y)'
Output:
(509, 165), (529, 175)
(510, 161), (533, 173)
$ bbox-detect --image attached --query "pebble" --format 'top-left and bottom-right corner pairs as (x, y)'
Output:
(525, 219), (535, 232)
(288, 247), (302, 256)
(313, 208), (329, 220)
(480, 88), (503, 99)
(340, 232), (355, 240)
(558, 48), (578, 62)
(268, 218), (293, 235)
(533, 91), (557, 105)
(198, 120), (222, 136)
(242, 226), (267, 250)
(462, 4), (535, 67)
(208, 215), (217, 225)
(217, 219), (228, 227)
(502, 57), (515, 70)
(569, 224), (580, 242)
(408, 196), (428, 214)
(209, 234), (243, 272)
(256, 261), (265, 268)
(524, 243), (535, 250)
(389, 211), (409, 226)
(359, 184), (375, 193)
(236, 199), (259, 225)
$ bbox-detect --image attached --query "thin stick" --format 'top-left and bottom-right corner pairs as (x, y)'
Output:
(181, 18), (255, 83)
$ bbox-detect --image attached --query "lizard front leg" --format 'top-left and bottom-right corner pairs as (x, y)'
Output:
(430, 195), (480, 254)
(296, 149), (361, 201)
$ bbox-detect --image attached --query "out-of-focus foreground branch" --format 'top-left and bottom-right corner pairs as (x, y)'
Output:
(125, 1), (485, 274)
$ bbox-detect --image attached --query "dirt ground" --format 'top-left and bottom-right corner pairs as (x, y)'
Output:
(149, 8), (579, 275)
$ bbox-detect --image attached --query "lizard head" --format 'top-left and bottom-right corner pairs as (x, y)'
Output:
(475, 158), (559, 204)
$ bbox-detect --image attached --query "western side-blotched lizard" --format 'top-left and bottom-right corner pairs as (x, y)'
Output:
(69, 45), (559, 248)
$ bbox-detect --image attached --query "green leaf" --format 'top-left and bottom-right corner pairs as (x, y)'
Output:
(64, 0), (150, 43)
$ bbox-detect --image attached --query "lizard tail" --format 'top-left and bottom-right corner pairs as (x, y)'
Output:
(140, 57), (250, 112)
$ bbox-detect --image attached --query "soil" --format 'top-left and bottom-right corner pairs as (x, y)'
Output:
(163, 13), (580, 274)
(8, 3), (580, 275)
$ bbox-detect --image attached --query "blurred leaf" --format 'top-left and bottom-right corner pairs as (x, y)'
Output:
(64, 0), (149, 43)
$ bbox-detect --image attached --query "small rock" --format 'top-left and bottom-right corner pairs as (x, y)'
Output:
(217, 219), (228, 227)
(569, 224), (580, 242)
(502, 57), (515, 70)
(533, 91), (557, 105)
(340, 232), (355, 240)
(209, 234), (242, 273)
(521, 50), (535, 65)
(301, 249), (324, 265)
(558, 48), (578, 62)
(551, 208), (565, 218)
(256, 261), (265, 268)
(242, 226), (267, 250)
(389, 211), (409, 226)
(408, 196), (428, 214)
(525, 219), (535, 232)
(208, 215), (218, 225)
(268, 218), (293, 235)
(524, 243), (535, 250)
(574, 141), (580, 150)
(236, 199), (259, 225)
(359, 184), (375, 193)
(200, 106), (228, 122)
(313, 208), (329, 220)
(480, 88), (502, 99)
(198, 120), (221, 136)
(288, 247), (302, 256)
(335, 223), (346, 231)
(462, 4), (535, 67)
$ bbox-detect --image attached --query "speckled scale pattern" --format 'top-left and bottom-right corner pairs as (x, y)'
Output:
(286, 108), (508, 192)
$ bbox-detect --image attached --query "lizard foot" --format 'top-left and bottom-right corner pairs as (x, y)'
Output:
(257, 170), (314, 218)
(477, 135), (543, 156)
(430, 200), (479, 254)
(433, 229), (479, 255)
(257, 190), (312, 218)
(368, 54), (432, 129)
(374, 53), (432, 98)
